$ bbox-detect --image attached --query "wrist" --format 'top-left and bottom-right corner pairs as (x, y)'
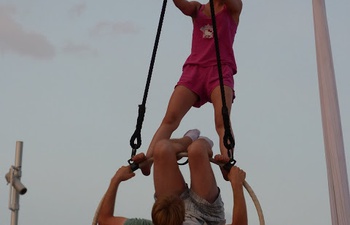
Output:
(111, 176), (123, 185)
(231, 182), (244, 190)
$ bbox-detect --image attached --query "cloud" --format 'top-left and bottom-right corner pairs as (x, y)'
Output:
(0, 4), (55, 60)
(69, 2), (87, 18)
(89, 21), (139, 37)
(62, 41), (98, 56)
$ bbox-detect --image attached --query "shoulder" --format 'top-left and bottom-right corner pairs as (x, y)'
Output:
(124, 218), (153, 225)
(174, 0), (202, 17)
(224, 0), (242, 24)
(190, 1), (202, 17)
(225, 0), (242, 13)
(98, 216), (128, 225)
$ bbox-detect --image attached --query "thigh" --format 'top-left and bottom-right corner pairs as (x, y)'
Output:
(188, 140), (219, 203)
(163, 86), (198, 123)
(211, 85), (233, 111)
(210, 85), (233, 124)
(153, 141), (187, 198)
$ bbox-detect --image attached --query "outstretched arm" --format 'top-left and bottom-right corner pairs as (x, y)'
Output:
(98, 165), (135, 225)
(228, 166), (247, 225)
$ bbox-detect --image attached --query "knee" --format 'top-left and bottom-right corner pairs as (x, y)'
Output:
(187, 140), (208, 159)
(153, 139), (173, 161)
(161, 113), (182, 129)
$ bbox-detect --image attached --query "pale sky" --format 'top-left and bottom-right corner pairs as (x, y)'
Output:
(1, 1), (349, 225)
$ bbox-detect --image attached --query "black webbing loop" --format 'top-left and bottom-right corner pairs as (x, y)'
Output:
(209, 0), (236, 168)
(129, 0), (168, 163)
(222, 106), (235, 152)
(130, 104), (146, 151)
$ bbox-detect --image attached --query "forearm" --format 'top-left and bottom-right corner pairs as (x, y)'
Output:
(98, 179), (121, 220)
(231, 185), (248, 225)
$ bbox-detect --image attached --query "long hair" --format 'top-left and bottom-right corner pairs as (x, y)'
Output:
(152, 195), (185, 225)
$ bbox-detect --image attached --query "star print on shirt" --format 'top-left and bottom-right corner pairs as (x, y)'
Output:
(200, 24), (213, 39)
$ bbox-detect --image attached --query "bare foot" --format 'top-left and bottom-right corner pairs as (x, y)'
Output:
(131, 153), (151, 176)
(214, 154), (231, 181)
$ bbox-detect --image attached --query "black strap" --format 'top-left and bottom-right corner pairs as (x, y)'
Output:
(209, 0), (236, 167)
(129, 0), (168, 160)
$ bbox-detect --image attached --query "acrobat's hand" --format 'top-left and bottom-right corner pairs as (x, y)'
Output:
(228, 166), (246, 188)
(112, 165), (135, 183)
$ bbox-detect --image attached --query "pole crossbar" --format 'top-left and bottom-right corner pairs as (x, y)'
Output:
(5, 141), (27, 225)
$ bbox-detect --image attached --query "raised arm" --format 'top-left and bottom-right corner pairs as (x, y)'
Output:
(173, 0), (201, 17)
(97, 165), (135, 225)
(227, 166), (248, 225)
(224, 0), (243, 25)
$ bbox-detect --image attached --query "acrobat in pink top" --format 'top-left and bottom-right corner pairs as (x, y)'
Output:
(184, 4), (238, 74)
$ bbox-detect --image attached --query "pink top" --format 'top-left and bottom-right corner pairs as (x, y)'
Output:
(184, 4), (238, 74)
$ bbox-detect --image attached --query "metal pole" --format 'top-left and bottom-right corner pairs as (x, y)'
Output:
(312, 1), (350, 225)
(5, 141), (27, 225)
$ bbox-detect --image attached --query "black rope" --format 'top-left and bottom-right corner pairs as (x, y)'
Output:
(129, 0), (168, 164)
(209, 0), (236, 168)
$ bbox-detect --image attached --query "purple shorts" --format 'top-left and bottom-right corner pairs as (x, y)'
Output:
(176, 64), (235, 108)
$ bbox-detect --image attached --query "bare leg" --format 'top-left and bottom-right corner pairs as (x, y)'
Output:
(142, 86), (198, 176)
(210, 85), (234, 157)
(153, 137), (193, 197)
(210, 85), (234, 180)
(188, 138), (218, 203)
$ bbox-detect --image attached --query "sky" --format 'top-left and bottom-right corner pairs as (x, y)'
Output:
(0, 0), (349, 225)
